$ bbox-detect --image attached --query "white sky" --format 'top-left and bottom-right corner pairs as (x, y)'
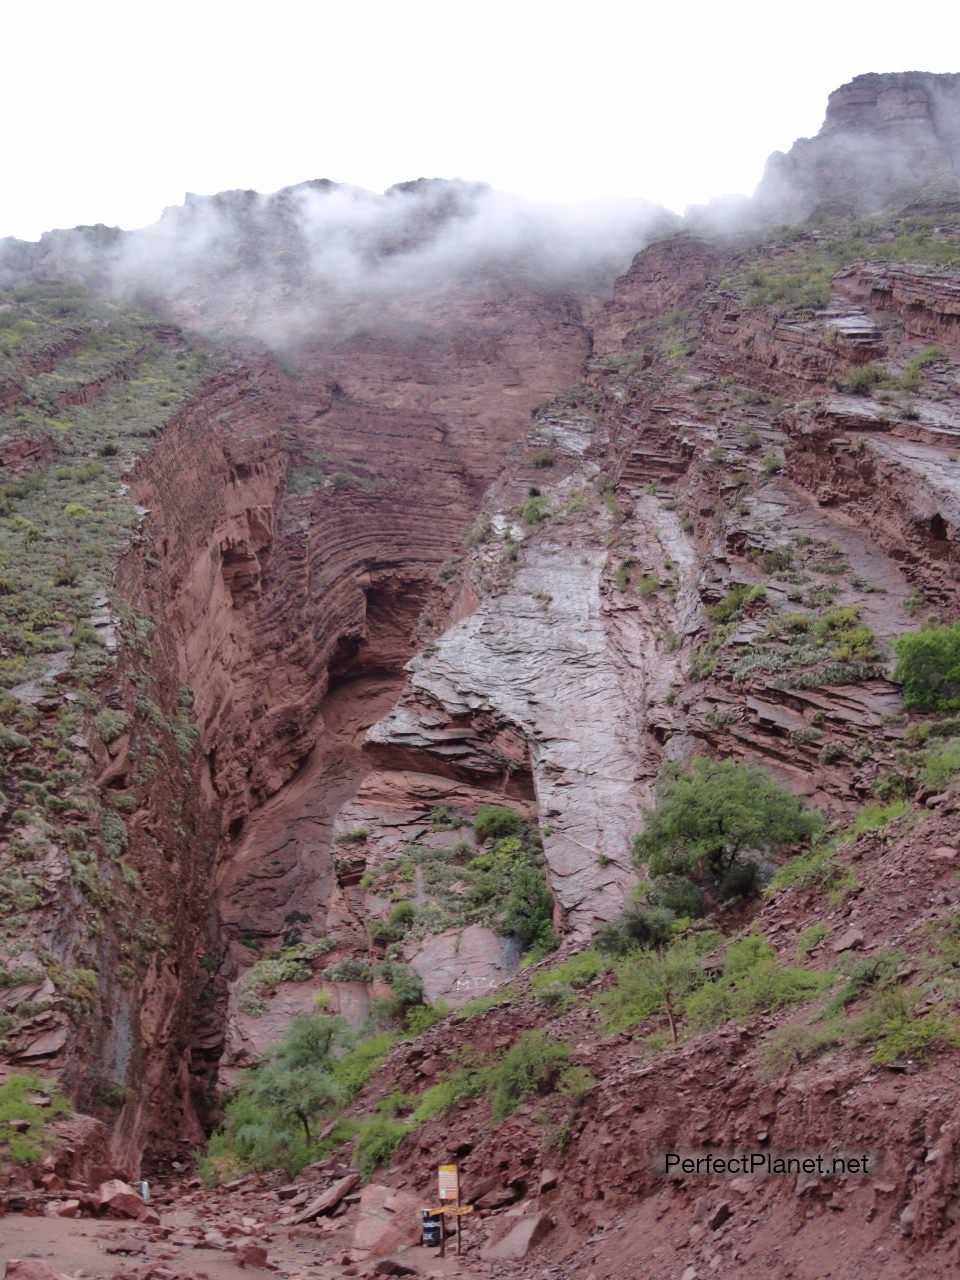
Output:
(4, 0), (959, 241)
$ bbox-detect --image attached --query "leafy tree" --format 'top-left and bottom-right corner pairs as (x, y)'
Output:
(638, 946), (709, 1044)
(247, 1060), (338, 1144)
(893, 622), (960, 713)
(633, 757), (822, 882)
(246, 1012), (348, 1142)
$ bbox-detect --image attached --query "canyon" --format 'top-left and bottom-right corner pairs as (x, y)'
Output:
(1, 70), (960, 1280)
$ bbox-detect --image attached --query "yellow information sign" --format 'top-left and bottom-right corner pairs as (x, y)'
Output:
(438, 1164), (459, 1201)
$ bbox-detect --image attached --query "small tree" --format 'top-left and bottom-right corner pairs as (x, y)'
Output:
(633, 757), (822, 883)
(247, 1061), (339, 1144)
(893, 622), (960, 714)
(246, 1012), (348, 1142)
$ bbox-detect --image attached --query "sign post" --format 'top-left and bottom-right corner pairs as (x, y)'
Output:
(437, 1164), (463, 1257)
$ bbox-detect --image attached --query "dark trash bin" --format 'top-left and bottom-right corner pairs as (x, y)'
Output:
(422, 1209), (443, 1248)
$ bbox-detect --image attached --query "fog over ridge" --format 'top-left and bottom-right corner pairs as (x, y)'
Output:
(4, 71), (960, 350)
(0, 177), (679, 349)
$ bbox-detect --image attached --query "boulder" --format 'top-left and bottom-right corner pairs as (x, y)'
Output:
(481, 1211), (554, 1260)
(352, 1183), (422, 1257)
(409, 924), (520, 1010)
(475, 1184), (519, 1210)
(290, 1172), (360, 1223)
(234, 1240), (269, 1267)
(832, 926), (865, 953)
(4, 1263), (77, 1280)
(96, 1177), (144, 1219)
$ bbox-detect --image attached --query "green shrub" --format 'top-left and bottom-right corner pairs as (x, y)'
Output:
(411, 1058), (487, 1124)
(334, 825), (370, 845)
(488, 1031), (582, 1121)
(661, 629), (680, 653)
(404, 1001), (449, 1035)
(531, 950), (609, 1008)
(920, 738), (960, 787)
(595, 935), (717, 1035)
(333, 1031), (399, 1104)
(0, 727), (30, 751)
(522, 496), (550, 526)
(239, 961), (307, 1015)
(849, 988), (960, 1065)
(717, 859), (761, 901)
(836, 363), (893, 395)
(762, 1021), (837, 1075)
(822, 948), (906, 1018)
(503, 861), (556, 950)
(0, 1073), (69, 1164)
(378, 962), (423, 1008)
(766, 843), (855, 902)
(473, 805), (523, 841)
(389, 900), (415, 928)
(437, 557), (462, 583)
(841, 798), (910, 842)
(369, 902), (417, 948)
(912, 344), (946, 366)
(893, 623), (960, 713)
(458, 989), (515, 1020)
(406, 1031), (587, 1130)
(465, 823), (557, 958)
(761, 547), (793, 574)
(812, 606), (879, 661)
(93, 708), (130, 744)
(324, 957), (374, 983)
(595, 904), (677, 955)
(707, 583), (765, 624)
(684, 936), (830, 1032)
(352, 1112), (411, 1181)
(650, 875), (707, 918)
(795, 922), (829, 959)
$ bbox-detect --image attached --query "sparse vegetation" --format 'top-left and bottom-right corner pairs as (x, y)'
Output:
(0, 1073), (69, 1164)
(849, 987), (960, 1065)
(531, 949), (610, 1009)
(595, 930), (829, 1040)
(766, 842), (856, 902)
